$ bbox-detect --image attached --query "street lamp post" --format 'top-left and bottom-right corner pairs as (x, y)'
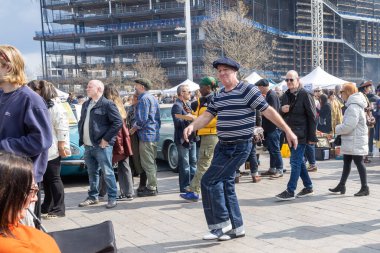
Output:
(177, 0), (193, 81)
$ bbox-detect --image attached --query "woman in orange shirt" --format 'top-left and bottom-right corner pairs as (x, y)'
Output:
(0, 152), (60, 253)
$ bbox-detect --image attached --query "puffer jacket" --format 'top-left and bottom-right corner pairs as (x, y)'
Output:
(336, 92), (368, 155)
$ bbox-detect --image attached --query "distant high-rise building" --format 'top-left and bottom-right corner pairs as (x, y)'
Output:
(34, 0), (380, 92)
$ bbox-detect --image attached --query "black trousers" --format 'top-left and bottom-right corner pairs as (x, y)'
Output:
(340, 155), (368, 187)
(41, 156), (65, 216)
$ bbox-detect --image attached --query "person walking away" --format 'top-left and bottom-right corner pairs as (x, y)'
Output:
(180, 77), (218, 201)
(104, 84), (134, 201)
(0, 45), (52, 227)
(255, 79), (284, 179)
(183, 57), (297, 241)
(130, 78), (161, 197)
(28, 80), (70, 219)
(172, 84), (197, 193)
(276, 70), (318, 201)
(329, 83), (369, 196)
(78, 80), (122, 209)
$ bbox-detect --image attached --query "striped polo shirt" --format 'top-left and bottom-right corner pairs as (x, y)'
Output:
(207, 81), (269, 141)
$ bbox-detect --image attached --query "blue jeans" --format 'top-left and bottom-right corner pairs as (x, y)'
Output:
(304, 144), (316, 166)
(248, 143), (258, 174)
(266, 129), (283, 173)
(177, 142), (197, 193)
(201, 140), (252, 232)
(287, 144), (313, 193)
(369, 127), (374, 153)
(84, 146), (117, 201)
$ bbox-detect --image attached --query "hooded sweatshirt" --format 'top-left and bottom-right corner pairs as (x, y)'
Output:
(335, 92), (368, 156)
(0, 86), (52, 182)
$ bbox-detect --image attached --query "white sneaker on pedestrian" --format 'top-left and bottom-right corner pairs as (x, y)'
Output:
(202, 224), (232, 240)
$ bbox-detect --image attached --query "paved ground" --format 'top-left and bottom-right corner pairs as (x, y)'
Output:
(44, 153), (380, 253)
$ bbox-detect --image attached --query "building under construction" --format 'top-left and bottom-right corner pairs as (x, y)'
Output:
(35, 0), (380, 91)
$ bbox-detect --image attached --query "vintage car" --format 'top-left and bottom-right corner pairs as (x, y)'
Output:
(60, 103), (86, 176)
(156, 104), (178, 171)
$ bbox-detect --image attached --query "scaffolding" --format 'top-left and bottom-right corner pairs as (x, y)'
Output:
(311, 0), (324, 69)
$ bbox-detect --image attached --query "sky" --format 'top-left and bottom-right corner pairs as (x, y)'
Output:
(1, 0), (43, 79)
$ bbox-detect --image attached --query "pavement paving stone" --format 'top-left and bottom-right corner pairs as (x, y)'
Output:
(42, 154), (380, 252)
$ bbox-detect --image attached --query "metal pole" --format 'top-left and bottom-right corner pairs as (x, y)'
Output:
(185, 0), (193, 81)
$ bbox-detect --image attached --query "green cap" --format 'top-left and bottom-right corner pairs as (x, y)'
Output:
(134, 78), (152, 91)
(200, 76), (217, 88)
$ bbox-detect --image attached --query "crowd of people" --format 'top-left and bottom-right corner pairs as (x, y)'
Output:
(1, 43), (380, 252)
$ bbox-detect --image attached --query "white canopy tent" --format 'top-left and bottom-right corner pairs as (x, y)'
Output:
(300, 67), (348, 91)
(244, 72), (263, 84)
(163, 79), (200, 94)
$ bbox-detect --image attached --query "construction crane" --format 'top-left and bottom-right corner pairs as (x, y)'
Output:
(311, 0), (324, 69)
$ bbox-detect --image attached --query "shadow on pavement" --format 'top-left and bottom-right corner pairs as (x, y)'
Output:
(257, 219), (380, 240)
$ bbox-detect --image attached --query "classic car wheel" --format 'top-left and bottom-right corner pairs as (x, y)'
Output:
(165, 142), (178, 172)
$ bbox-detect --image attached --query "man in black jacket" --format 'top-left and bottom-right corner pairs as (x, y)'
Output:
(276, 70), (318, 201)
(78, 80), (123, 209)
(255, 79), (284, 179)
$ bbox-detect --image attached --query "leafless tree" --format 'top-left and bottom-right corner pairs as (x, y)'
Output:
(202, 1), (276, 78)
(132, 53), (168, 89)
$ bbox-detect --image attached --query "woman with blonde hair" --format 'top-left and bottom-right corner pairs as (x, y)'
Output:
(0, 45), (52, 225)
(329, 83), (369, 196)
(104, 84), (134, 200)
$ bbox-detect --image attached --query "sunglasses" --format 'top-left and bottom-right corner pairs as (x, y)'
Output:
(285, 79), (294, 82)
(0, 50), (10, 63)
(314, 90), (321, 93)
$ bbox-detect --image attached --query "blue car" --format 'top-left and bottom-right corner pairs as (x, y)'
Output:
(60, 103), (86, 176)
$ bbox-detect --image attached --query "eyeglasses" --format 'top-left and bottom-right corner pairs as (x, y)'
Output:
(285, 79), (294, 83)
(0, 50), (10, 63)
(314, 90), (321, 93)
(339, 90), (345, 94)
(182, 91), (191, 94)
(28, 184), (39, 198)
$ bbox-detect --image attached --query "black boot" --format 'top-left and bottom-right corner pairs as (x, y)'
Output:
(137, 172), (147, 193)
(328, 184), (346, 194)
(354, 186), (369, 197)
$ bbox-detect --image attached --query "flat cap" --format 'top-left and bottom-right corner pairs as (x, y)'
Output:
(212, 57), (240, 71)
(134, 78), (152, 90)
(255, 79), (269, 87)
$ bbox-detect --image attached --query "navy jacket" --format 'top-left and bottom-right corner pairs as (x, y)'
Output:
(78, 96), (122, 146)
(0, 86), (52, 183)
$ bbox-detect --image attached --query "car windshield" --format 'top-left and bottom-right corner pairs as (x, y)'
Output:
(160, 107), (173, 122)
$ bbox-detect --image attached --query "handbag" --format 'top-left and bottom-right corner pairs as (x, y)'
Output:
(333, 135), (341, 146)
(366, 111), (376, 127)
(48, 221), (117, 253)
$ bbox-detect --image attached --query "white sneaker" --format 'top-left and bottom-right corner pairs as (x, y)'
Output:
(218, 230), (246, 241)
(202, 224), (232, 240)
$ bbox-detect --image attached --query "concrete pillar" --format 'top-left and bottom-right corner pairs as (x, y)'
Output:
(80, 37), (85, 47)
(157, 31), (161, 43)
(118, 34), (122, 46)
(199, 27), (205, 40)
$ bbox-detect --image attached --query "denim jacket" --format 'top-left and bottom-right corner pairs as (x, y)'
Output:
(78, 96), (122, 146)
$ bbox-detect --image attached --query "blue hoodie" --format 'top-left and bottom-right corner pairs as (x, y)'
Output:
(0, 86), (52, 182)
